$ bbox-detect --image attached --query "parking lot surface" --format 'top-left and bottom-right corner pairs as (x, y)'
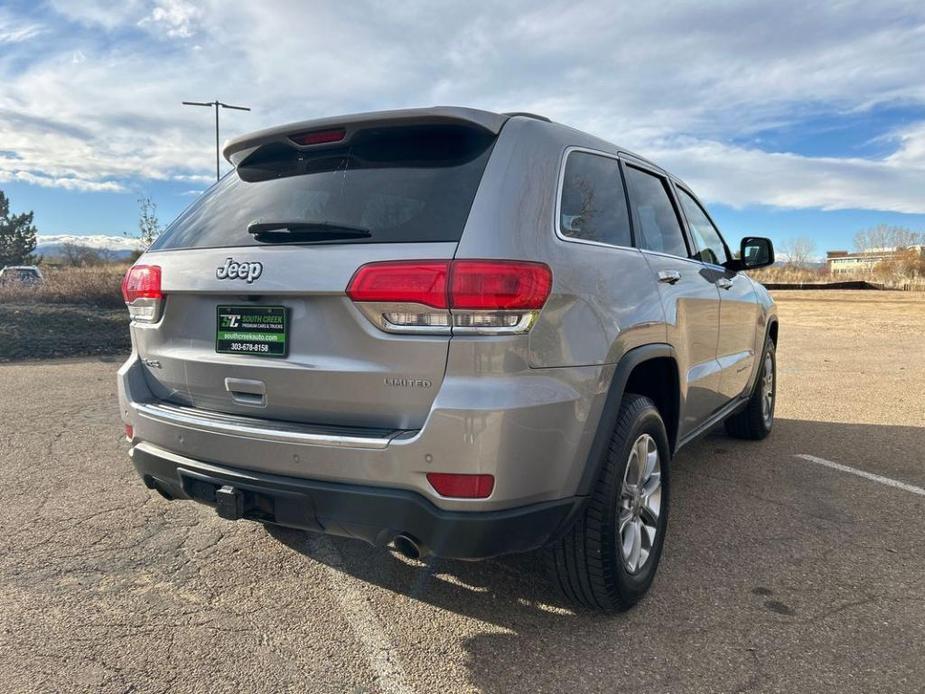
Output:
(1, 290), (923, 693)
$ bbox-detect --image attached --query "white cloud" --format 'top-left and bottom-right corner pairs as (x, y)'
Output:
(885, 122), (925, 167)
(138, 0), (201, 38)
(46, 1), (145, 30)
(1, 0), (924, 211)
(649, 138), (925, 214)
(0, 9), (43, 43)
(0, 170), (124, 193)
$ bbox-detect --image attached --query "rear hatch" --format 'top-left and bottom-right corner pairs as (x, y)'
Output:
(133, 118), (498, 430)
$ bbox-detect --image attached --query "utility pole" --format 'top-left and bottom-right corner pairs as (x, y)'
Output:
(182, 100), (251, 181)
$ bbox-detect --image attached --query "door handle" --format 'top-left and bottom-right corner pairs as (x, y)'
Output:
(658, 270), (681, 284)
(717, 277), (733, 290)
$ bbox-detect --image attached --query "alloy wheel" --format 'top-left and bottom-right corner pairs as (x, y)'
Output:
(761, 351), (774, 427)
(618, 433), (662, 574)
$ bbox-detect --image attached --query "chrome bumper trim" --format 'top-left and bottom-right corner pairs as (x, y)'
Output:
(132, 401), (408, 450)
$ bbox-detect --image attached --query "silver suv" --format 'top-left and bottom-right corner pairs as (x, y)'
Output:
(119, 107), (777, 610)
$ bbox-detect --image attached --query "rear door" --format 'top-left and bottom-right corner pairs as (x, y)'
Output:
(623, 162), (725, 437)
(675, 185), (759, 401)
(134, 122), (497, 430)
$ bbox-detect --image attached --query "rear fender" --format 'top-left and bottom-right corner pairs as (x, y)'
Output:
(575, 344), (677, 496)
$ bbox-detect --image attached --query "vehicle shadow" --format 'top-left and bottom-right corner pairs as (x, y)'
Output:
(266, 417), (925, 692)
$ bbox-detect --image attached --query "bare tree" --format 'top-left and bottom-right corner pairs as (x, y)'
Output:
(853, 225), (923, 252)
(778, 236), (817, 267)
(138, 196), (163, 248)
(97, 247), (119, 264)
(61, 242), (105, 267)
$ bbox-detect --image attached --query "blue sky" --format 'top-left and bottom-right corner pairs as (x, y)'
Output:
(2, 0), (924, 256)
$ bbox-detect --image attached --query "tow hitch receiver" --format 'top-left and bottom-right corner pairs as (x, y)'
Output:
(215, 485), (244, 520)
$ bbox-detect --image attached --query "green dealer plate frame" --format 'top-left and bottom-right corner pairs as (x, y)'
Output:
(216, 305), (288, 357)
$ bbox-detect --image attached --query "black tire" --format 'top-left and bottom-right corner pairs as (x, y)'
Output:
(546, 394), (670, 612)
(724, 337), (776, 440)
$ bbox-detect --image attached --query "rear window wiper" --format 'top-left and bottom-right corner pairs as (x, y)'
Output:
(247, 221), (372, 243)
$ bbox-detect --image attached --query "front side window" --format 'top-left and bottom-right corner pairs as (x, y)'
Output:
(623, 166), (688, 257)
(559, 151), (632, 247)
(677, 188), (729, 266)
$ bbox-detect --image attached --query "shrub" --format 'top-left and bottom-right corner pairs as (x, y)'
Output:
(0, 265), (127, 308)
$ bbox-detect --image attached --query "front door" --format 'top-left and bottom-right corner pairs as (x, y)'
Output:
(675, 186), (759, 402)
(623, 162), (724, 437)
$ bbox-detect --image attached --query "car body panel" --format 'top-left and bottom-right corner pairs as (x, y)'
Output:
(715, 269), (761, 400)
(640, 251), (725, 436)
(134, 242), (457, 429)
(118, 107), (778, 544)
(119, 346), (612, 512)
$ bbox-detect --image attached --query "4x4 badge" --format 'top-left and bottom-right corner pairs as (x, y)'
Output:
(216, 257), (263, 283)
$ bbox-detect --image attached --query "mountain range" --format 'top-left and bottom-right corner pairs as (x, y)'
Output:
(35, 234), (144, 260)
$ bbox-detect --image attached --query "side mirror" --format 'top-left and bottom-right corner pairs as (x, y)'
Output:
(737, 236), (774, 270)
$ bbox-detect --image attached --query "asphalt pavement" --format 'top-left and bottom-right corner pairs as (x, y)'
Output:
(1, 291), (922, 693)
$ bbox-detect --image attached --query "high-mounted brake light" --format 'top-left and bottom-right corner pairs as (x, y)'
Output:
(121, 264), (163, 323)
(427, 473), (495, 499)
(346, 259), (551, 335)
(289, 128), (346, 146)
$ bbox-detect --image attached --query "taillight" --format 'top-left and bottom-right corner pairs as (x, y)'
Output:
(347, 261), (449, 308)
(121, 264), (163, 323)
(346, 259), (552, 335)
(449, 260), (551, 310)
(427, 472), (495, 499)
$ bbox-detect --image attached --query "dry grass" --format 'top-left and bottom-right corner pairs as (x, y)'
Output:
(0, 265), (127, 308)
(750, 265), (925, 290)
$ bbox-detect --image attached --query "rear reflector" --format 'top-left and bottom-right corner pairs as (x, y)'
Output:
(427, 473), (495, 499)
(346, 259), (552, 335)
(122, 264), (163, 323)
(289, 128), (346, 146)
(124, 424), (133, 441)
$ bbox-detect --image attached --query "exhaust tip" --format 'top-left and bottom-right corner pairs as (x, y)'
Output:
(393, 534), (422, 560)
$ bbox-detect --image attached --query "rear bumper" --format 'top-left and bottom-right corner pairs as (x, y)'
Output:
(132, 441), (582, 560)
(118, 352), (614, 512)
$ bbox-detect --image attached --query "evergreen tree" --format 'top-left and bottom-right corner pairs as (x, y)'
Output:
(0, 190), (39, 266)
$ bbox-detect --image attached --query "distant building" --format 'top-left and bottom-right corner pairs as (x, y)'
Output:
(826, 246), (925, 274)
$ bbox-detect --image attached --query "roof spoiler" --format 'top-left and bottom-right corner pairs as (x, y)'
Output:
(222, 107), (512, 167)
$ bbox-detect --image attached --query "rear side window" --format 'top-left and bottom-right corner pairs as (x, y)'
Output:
(558, 151), (631, 247)
(623, 166), (688, 258)
(677, 188), (729, 266)
(151, 124), (496, 250)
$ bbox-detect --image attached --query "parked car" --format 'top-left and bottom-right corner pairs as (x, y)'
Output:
(0, 265), (44, 287)
(118, 107), (776, 610)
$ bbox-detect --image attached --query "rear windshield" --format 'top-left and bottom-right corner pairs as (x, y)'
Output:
(151, 124), (496, 250)
(2, 268), (39, 280)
